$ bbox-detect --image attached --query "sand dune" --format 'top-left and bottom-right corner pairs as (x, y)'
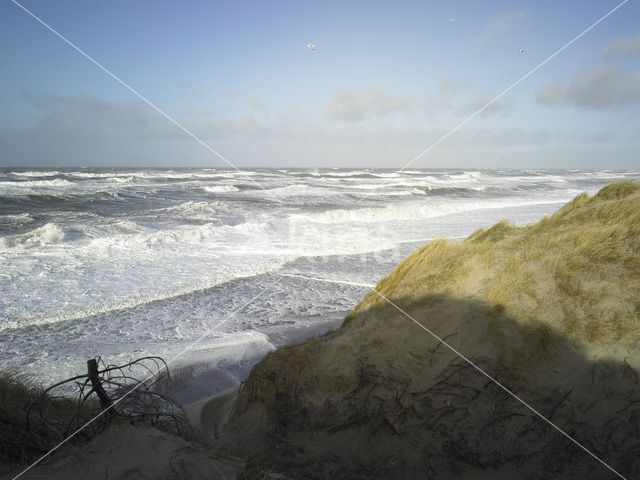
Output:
(220, 181), (640, 479)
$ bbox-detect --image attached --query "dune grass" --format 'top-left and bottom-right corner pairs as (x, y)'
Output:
(351, 181), (640, 351)
(0, 369), (80, 466)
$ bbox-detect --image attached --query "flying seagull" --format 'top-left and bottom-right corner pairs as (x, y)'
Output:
(519, 49), (526, 53)
(450, 18), (456, 22)
(307, 43), (315, 51)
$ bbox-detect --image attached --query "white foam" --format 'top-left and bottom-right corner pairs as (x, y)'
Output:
(0, 255), (287, 331)
(176, 330), (275, 366)
(0, 223), (65, 250)
(257, 184), (340, 197)
(161, 201), (219, 216)
(10, 171), (61, 177)
(202, 185), (239, 193)
(107, 176), (135, 183)
(3, 213), (31, 220)
(323, 170), (371, 177)
(0, 178), (75, 189)
(106, 220), (146, 235)
(293, 195), (575, 225)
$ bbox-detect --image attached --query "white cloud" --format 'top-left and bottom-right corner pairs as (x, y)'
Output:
(604, 33), (640, 58)
(536, 66), (640, 109)
(423, 80), (513, 118)
(1, 92), (635, 168)
(18, 93), (230, 142)
(327, 89), (412, 122)
(453, 94), (514, 117)
(473, 10), (528, 47)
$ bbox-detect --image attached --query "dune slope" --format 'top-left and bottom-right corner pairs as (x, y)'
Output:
(221, 181), (640, 479)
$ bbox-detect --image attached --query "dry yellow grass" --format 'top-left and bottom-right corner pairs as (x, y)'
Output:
(350, 181), (640, 350)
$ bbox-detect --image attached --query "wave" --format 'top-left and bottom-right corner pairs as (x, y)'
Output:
(322, 171), (405, 179)
(156, 201), (219, 222)
(292, 196), (571, 225)
(0, 193), (74, 204)
(413, 186), (477, 196)
(163, 200), (219, 214)
(256, 184), (343, 197)
(105, 220), (146, 235)
(0, 223), (66, 250)
(446, 171), (483, 180)
(10, 171), (61, 178)
(106, 176), (135, 183)
(65, 171), (133, 179)
(323, 170), (371, 177)
(0, 178), (75, 189)
(202, 185), (240, 193)
(63, 171), (237, 182)
(2, 212), (31, 221)
(84, 220), (242, 251)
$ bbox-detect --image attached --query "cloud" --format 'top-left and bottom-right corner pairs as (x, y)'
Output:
(327, 89), (412, 122)
(453, 94), (514, 117)
(1, 92), (635, 168)
(423, 80), (513, 118)
(473, 10), (528, 47)
(16, 93), (229, 142)
(536, 66), (640, 109)
(604, 33), (640, 58)
(0, 93), (244, 166)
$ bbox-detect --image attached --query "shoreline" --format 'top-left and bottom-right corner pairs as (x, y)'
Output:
(159, 315), (344, 405)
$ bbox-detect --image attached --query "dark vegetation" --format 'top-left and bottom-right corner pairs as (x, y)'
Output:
(0, 356), (191, 470)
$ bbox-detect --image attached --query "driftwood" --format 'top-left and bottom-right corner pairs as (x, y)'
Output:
(87, 358), (113, 411)
(26, 356), (193, 448)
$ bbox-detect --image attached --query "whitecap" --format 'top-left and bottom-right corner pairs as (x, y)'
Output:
(202, 185), (240, 193)
(0, 223), (66, 250)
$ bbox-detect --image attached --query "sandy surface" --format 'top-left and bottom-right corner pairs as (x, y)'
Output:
(10, 389), (243, 480)
(184, 385), (240, 441)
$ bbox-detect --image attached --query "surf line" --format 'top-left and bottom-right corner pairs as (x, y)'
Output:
(279, 273), (375, 289)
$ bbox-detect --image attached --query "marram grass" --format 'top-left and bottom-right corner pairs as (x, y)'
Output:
(353, 181), (640, 349)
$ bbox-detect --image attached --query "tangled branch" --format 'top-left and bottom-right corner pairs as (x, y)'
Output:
(26, 356), (193, 450)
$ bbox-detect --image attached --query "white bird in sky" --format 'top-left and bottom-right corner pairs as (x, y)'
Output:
(307, 43), (315, 51)
(519, 49), (527, 53)
(450, 18), (456, 22)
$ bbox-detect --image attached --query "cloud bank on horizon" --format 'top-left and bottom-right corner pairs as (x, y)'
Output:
(0, 0), (638, 169)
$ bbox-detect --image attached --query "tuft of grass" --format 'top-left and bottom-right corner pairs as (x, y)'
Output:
(242, 338), (322, 405)
(592, 180), (640, 201)
(465, 219), (516, 244)
(0, 370), (78, 465)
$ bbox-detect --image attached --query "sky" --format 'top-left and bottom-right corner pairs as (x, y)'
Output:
(0, 0), (639, 169)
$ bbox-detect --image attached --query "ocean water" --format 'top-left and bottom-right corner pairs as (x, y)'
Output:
(1, 168), (638, 400)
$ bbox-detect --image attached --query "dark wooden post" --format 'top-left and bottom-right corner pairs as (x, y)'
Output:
(87, 358), (113, 412)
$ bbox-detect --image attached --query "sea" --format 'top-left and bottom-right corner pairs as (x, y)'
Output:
(1, 168), (639, 402)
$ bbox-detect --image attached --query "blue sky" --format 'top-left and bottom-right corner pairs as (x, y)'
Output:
(1, 0), (639, 168)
